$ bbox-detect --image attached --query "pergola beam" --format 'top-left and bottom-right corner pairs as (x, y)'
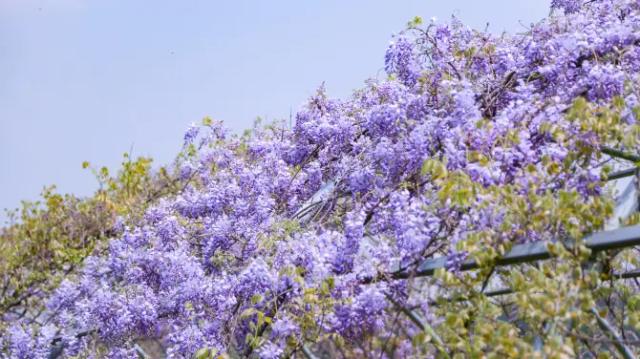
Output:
(389, 225), (640, 280)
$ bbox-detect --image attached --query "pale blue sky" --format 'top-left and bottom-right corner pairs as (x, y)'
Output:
(0, 0), (550, 222)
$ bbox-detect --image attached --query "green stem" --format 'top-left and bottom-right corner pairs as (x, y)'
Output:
(590, 307), (636, 359)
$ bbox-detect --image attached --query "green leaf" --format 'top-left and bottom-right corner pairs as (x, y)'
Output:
(421, 159), (448, 180)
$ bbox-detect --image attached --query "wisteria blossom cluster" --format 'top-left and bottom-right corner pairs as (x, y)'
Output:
(5, 0), (640, 357)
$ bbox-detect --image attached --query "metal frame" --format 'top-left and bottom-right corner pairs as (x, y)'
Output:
(389, 224), (640, 280)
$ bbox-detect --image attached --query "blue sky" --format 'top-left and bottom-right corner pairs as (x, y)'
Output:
(0, 0), (550, 222)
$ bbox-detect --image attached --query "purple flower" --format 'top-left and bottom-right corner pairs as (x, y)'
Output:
(585, 64), (624, 101)
(551, 0), (582, 14)
(444, 250), (468, 273)
(271, 315), (298, 339)
(183, 123), (200, 146)
(257, 341), (284, 359)
(385, 36), (420, 87)
(7, 325), (34, 359)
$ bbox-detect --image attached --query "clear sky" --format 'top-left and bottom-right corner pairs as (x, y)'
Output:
(0, 0), (550, 222)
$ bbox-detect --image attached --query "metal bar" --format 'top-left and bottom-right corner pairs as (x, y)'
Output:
(602, 147), (640, 163)
(607, 168), (637, 181)
(389, 225), (640, 280)
(584, 225), (640, 251)
(617, 269), (640, 279)
(484, 287), (516, 298)
(134, 344), (149, 359)
(301, 345), (320, 359)
(428, 270), (640, 305)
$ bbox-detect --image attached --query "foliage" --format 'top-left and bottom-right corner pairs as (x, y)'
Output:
(4, 0), (640, 358)
(0, 154), (179, 330)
